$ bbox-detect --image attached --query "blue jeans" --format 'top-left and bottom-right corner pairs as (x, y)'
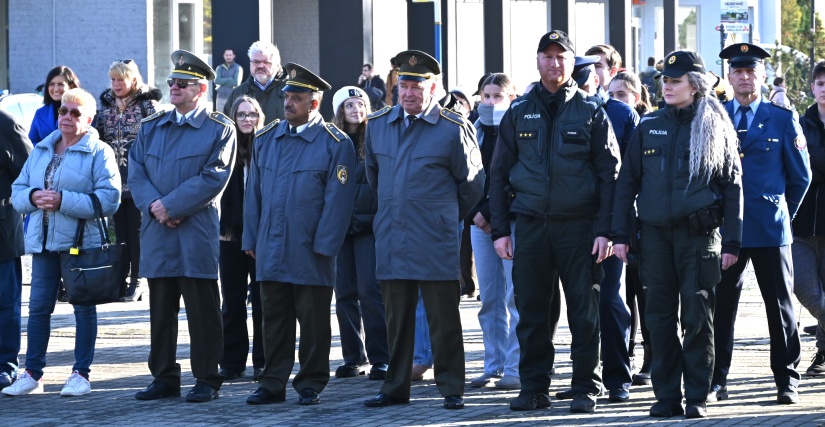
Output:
(0, 258), (22, 377)
(26, 252), (97, 379)
(471, 222), (519, 377)
(413, 292), (432, 367)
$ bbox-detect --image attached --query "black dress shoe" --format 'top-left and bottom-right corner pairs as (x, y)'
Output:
(364, 393), (409, 407)
(608, 386), (630, 402)
(297, 388), (320, 405)
(253, 367), (263, 382)
(246, 387), (285, 404)
(510, 391), (551, 411)
(685, 400), (707, 419)
(555, 388), (576, 400)
(335, 363), (365, 378)
(185, 382), (219, 402)
(135, 380), (181, 400)
(443, 395), (464, 409)
(368, 363), (388, 380)
(219, 368), (246, 381)
(649, 399), (685, 417)
(777, 385), (799, 404)
(570, 394), (597, 413)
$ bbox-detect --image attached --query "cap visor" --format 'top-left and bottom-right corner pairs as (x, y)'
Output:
(169, 72), (203, 80)
(728, 59), (760, 69)
(398, 75), (427, 82)
(537, 41), (571, 53)
(282, 84), (312, 93)
(660, 69), (688, 78)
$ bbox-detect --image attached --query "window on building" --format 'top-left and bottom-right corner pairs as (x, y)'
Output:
(677, 6), (698, 52)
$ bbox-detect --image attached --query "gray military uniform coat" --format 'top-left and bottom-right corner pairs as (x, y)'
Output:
(128, 105), (236, 279)
(365, 101), (485, 281)
(243, 114), (357, 286)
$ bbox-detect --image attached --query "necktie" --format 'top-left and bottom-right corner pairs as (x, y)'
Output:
(736, 105), (750, 141)
(178, 114), (186, 125)
(406, 115), (416, 130)
(290, 126), (297, 135)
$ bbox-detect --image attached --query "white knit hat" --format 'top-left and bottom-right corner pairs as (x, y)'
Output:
(332, 86), (370, 115)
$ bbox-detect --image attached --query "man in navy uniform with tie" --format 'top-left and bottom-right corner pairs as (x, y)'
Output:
(710, 43), (811, 405)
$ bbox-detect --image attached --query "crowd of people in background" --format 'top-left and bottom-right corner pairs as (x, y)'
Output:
(0, 29), (823, 421)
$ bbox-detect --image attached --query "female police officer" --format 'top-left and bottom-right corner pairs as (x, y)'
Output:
(612, 50), (743, 419)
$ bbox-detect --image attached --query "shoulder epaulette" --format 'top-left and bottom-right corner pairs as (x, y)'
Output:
(255, 119), (280, 137)
(141, 110), (165, 123)
(440, 108), (464, 125)
(209, 111), (234, 126)
(368, 106), (392, 119)
(324, 123), (346, 142)
(770, 100), (793, 111)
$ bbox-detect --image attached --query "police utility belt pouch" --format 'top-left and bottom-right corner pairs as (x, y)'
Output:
(687, 205), (722, 236)
(59, 194), (128, 305)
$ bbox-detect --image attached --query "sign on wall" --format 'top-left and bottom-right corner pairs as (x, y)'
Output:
(721, 0), (750, 33)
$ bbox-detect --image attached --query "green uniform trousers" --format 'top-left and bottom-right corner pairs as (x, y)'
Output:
(640, 224), (720, 402)
(148, 277), (224, 389)
(512, 215), (602, 394)
(259, 282), (333, 397)
(379, 280), (465, 400)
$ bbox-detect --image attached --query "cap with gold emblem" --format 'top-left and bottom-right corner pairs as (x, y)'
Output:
(661, 50), (706, 78)
(169, 50), (216, 80)
(395, 50), (441, 82)
(282, 63), (332, 93)
(719, 43), (771, 69)
(536, 30), (575, 54)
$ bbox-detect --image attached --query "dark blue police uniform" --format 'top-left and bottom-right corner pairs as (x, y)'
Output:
(711, 42), (811, 405)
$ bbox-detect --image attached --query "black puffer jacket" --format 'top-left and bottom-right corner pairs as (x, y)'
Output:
(794, 104), (825, 236)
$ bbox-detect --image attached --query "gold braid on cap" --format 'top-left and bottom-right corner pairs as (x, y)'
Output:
(397, 71), (434, 79)
(285, 80), (320, 91)
(173, 69), (207, 79)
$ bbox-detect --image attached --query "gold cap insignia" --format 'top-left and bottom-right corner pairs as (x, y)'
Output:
(550, 33), (559, 40)
(741, 45), (749, 53)
(409, 55), (418, 67)
(336, 165), (348, 185)
(668, 55), (676, 64)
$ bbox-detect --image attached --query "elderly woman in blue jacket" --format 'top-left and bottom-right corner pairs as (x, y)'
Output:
(29, 66), (81, 145)
(6, 88), (120, 398)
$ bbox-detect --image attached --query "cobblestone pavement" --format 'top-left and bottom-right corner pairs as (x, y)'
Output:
(5, 257), (825, 426)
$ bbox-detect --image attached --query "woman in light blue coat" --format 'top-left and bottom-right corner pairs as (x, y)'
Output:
(6, 88), (120, 398)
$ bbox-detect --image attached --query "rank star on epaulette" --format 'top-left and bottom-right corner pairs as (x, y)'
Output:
(337, 165), (348, 184)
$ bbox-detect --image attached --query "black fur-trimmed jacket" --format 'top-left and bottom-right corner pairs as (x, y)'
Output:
(94, 86), (162, 197)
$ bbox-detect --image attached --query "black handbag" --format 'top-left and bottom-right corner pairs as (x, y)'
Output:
(59, 194), (128, 305)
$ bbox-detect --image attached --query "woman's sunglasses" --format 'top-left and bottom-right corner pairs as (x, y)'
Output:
(57, 107), (83, 118)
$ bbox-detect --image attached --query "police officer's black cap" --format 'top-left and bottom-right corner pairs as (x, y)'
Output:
(396, 50), (441, 82)
(719, 43), (771, 69)
(661, 50), (706, 78)
(170, 50), (216, 80)
(536, 30), (575, 54)
(282, 63), (332, 93)
(572, 55), (600, 87)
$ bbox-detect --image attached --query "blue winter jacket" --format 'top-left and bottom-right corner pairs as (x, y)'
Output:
(11, 128), (121, 253)
(28, 104), (58, 145)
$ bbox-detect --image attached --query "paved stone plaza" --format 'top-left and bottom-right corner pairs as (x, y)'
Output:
(4, 258), (825, 426)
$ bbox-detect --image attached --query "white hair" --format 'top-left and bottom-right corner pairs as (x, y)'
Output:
(685, 71), (740, 184)
(248, 41), (281, 67)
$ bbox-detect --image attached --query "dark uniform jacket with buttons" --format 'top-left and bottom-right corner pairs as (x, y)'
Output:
(724, 97), (811, 247)
(611, 105), (743, 255)
(365, 101), (484, 282)
(792, 103), (825, 237)
(489, 83), (621, 241)
(128, 106), (237, 279)
(0, 110), (32, 262)
(243, 114), (357, 286)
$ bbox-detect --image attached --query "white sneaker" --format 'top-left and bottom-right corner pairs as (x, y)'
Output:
(470, 373), (501, 388)
(60, 371), (91, 396)
(1, 371), (44, 396)
(495, 374), (522, 390)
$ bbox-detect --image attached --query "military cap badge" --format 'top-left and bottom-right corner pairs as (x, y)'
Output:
(549, 32), (559, 40)
(741, 45), (749, 53)
(668, 55), (676, 64)
(337, 165), (348, 184)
